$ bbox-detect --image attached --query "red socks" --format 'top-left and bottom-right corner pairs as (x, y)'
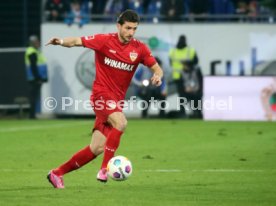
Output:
(53, 145), (96, 176)
(52, 128), (123, 176)
(101, 127), (123, 169)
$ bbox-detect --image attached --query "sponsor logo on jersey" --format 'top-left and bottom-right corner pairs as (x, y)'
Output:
(129, 51), (138, 62)
(85, 35), (94, 40)
(104, 57), (134, 71)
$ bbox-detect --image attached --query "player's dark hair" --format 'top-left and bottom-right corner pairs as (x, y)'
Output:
(117, 9), (140, 25)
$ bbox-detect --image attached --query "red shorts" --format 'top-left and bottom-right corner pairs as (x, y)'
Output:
(93, 117), (113, 138)
(90, 92), (122, 137)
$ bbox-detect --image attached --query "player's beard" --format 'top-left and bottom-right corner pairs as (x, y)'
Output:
(123, 36), (132, 43)
(125, 36), (132, 42)
(120, 33), (132, 44)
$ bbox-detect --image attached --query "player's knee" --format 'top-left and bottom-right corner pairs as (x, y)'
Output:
(95, 147), (104, 155)
(108, 112), (128, 131)
(90, 144), (104, 156)
(114, 117), (127, 131)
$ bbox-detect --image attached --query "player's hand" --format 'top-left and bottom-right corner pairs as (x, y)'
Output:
(45, 37), (62, 46)
(151, 74), (162, 86)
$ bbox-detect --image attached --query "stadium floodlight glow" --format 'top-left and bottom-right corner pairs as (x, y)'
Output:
(142, 79), (150, 87)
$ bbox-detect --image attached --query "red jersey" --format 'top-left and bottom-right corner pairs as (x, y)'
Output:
(81, 33), (156, 100)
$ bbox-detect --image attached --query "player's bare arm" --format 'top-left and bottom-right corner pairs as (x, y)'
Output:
(45, 37), (83, 47)
(150, 63), (163, 86)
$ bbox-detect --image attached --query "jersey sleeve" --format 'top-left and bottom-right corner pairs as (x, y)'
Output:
(140, 43), (156, 68)
(81, 34), (108, 51)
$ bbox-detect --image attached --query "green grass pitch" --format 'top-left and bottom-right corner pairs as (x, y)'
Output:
(0, 119), (275, 206)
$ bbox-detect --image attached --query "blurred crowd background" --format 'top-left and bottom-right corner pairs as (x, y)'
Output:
(1, 0), (276, 48)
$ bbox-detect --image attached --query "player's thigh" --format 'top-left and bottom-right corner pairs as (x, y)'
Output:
(107, 112), (127, 131)
(90, 130), (106, 155)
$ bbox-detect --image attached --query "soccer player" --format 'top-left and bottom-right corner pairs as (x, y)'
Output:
(45, 9), (163, 188)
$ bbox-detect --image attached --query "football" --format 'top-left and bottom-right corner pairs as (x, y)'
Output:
(107, 155), (132, 181)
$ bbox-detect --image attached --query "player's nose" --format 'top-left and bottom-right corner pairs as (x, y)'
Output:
(129, 30), (135, 36)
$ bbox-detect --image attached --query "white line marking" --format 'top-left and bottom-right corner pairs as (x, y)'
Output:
(0, 122), (91, 133)
(0, 169), (268, 173)
(0, 169), (48, 172)
(145, 169), (182, 173)
(144, 169), (264, 173)
(191, 169), (264, 173)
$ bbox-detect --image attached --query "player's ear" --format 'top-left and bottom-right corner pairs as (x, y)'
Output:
(116, 23), (121, 30)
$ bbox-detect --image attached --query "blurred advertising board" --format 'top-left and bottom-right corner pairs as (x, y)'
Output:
(204, 77), (276, 121)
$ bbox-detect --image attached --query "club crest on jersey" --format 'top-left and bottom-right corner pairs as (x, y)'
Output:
(129, 51), (138, 62)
